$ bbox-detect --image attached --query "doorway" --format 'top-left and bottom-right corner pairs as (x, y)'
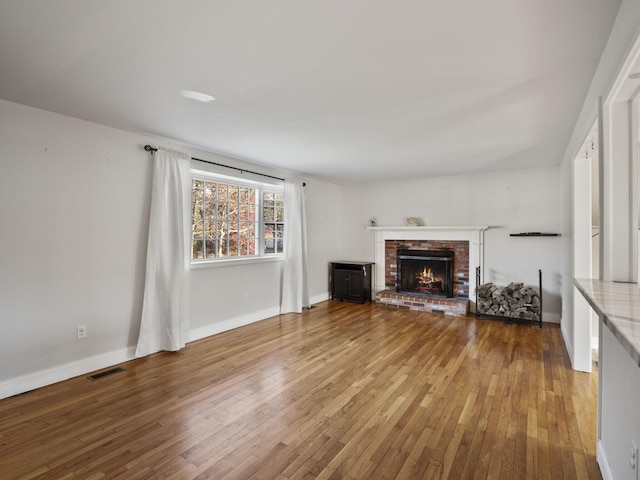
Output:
(572, 122), (598, 372)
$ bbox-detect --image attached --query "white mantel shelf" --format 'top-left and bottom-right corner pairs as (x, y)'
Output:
(368, 226), (490, 231)
(368, 225), (489, 303)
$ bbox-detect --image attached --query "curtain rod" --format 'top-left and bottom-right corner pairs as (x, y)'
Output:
(144, 145), (289, 183)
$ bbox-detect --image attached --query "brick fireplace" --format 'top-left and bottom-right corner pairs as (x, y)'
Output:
(369, 226), (488, 316)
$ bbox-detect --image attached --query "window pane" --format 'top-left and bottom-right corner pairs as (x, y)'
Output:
(204, 218), (215, 238)
(193, 219), (203, 238)
(193, 176), (283, 261)
(264, 207), (274, 222)
(228, 238), (238, 256)
(215, 220), (228, 257)
(275, 224), (284, 253)
(204, 183), (216, 227)
(239, 234), (249, 256)
(192, 181), (204, 260)
(215, 202), (226, 219)
(192, 240), (204, 259)
(228, 203), (239, 221)
(205, 238), (216, 258)
(192, 205), (203, 222)
(204, 182), (215, 199)
(218, 236), (228, 257)
(240, 187), (249, 204)
(216, 184), (228, 201)
(204, 199), (217, 221)
(240, 204), (250, 220)
(264, 223), (275, 254)
(229, 185), (239, 203)
(192, 180), (204, 216)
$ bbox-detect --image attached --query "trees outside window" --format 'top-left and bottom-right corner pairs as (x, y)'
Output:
(263, 191), (284, 254)
(191, 174), (284, 261)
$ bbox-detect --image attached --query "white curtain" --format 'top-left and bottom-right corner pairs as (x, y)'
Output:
(280, 181), (310, 314)
(135, 148), (191, 357)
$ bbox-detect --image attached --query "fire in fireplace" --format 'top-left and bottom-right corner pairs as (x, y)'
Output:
(396, 249), (454, 298)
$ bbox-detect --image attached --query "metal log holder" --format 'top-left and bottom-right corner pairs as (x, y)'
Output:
(475, 266), (543, 328)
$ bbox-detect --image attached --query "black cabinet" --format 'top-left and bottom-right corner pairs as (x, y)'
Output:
(330, 262), (373, 303)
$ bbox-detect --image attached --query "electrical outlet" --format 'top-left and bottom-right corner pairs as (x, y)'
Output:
(77, 324), (87, 339)
(631, 440), (639, 479)
(242, 292), (249, 303)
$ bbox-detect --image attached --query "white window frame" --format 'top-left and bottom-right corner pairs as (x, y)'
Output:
(190, 169), (285, 268)
(262, 188), (285, 256)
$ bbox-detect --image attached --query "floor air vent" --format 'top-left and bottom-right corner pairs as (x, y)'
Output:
(88, 367), (125, 381)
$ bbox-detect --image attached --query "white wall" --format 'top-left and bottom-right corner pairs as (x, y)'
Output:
(573, 157), (594, 372)
(559, 0), (640, 370)
(600, 326), (640, 480)
(337, 166), (563, 321)
(0, 100), (153, 390)
(0, 99), (342, 398)
(304, 180), (344, 301)
(559, 1), (640, 478)
(560, 152), (575, 355)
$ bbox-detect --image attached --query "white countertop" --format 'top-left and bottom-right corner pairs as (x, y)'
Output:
(574, 278), (640, 367)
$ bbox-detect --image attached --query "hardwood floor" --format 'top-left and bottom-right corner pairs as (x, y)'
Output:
(0, 301), (600, 480)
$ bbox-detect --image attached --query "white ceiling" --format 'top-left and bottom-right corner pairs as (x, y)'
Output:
(0, 1), (622, 184)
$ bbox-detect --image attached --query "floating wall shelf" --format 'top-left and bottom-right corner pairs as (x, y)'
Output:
(509, 232), (560, 237)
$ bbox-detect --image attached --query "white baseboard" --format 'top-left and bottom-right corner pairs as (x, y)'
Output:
(190, 295), (331, 343)
(0, 346), (136, 400)
(309, 292), (330, 305)
(542, 312), (561, 324)
(0, 294), (353, 401)
(0, 308), (282, 401)
(189, 306), (280, 342)
(561, 321), (574, 367)
(597, 440), (613, 480)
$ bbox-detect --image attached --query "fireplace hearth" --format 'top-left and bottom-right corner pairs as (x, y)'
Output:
(370, 226), (487, 316)
(396, 249), (454, 298)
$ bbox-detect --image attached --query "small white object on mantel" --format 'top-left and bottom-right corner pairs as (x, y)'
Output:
(367, 225), (490, 304)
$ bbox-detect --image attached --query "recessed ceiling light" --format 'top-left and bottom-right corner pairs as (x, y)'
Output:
(179, 90), (215, 103)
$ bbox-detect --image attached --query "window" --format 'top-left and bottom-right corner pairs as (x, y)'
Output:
(263, 191), (284, 254)
(191, 172), (284, 262)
